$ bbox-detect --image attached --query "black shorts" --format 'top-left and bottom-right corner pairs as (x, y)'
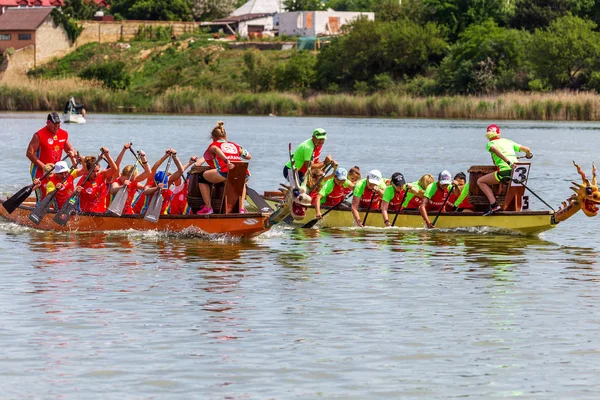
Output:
(495, 169), (512, 182)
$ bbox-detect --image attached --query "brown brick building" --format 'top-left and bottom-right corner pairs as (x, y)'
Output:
(0, 7), (71, 66)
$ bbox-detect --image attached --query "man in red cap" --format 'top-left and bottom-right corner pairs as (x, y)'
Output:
(477, 124), (532, 216)
(26, 112), (76, 199)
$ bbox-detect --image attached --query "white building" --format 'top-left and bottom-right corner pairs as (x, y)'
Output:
(278, 11), (375, 37)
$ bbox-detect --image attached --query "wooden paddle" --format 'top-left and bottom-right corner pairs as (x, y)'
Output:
(2, 154), (70, 214)
(282, 142), (305, 225)
(143, 154), (173, 223)
(246, 187), (274, 212)
(53, 150), (105, 226)
(302, 192), (352, 229)
(391, 186), (410, 227)
(108, 148), (142, 216)
(29, 155), (81, 224)
(431, 185), (454, 227)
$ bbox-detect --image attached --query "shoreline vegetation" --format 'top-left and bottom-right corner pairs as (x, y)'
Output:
(1, 78), (600, 120)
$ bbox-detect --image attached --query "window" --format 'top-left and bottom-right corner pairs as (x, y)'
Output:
(18, 33), (32, 41)
(0, 34), (10, 41)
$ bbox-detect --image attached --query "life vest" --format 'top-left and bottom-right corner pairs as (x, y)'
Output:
(78, 174), (109, 213)
(204, 140), (242, 174)
(48, 173), (75, 209)
(425, 183), (449, 211)
(359, 185), (382, 210)
(323, 181), (347, 206)
(114, 176), (140, 215)
(30, 126), (69, 179)
(387, 189), (407, 212)
(167, 181), (188, 214)
(447, 192), (474, 211)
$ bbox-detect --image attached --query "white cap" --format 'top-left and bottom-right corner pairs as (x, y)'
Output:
(438, 170), (452, 185)
(367, 169), (382, 185)
(335, 168), (348, 180)
(54, 161), (69, 174)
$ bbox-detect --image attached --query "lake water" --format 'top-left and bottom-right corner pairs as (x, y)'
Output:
(1, 112), (599, 399)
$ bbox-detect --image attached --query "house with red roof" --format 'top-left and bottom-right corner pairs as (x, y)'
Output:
(0, 7), (71, 66)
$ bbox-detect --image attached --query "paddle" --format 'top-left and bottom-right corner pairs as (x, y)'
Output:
(282, 142), (304, 225)
(2, 154), (70, 214)
(108, 148), (143, 216)
(431, 185), (454, 227)
(143, 154), (173, 223)
(307, 163), (333, 195)
(302, 192), (352, 229)
(53, 150), (105, 226)
(391, 186), (410, 227)
(361, 190), (376, 227)
(246, 187), (274, 212)
(29, 155), (81, 224)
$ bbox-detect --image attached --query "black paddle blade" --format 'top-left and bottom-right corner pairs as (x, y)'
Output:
(108, 188), (128, 216)
(2, 185), (33, 214)
(301, 218), (319, 229)
(28, 191), (57, 224)
(53, 196), (77, 226)
(143, 194), (163, 223)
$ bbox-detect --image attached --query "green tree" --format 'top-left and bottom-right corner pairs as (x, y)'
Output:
(61, 0), (99, 20)
(510, 0), (570, 31)
(274, 51), (317, 92)
(110, 0), (193, 21)
(284, 0), (327, 11)
(528, 15), (600, 88)
(437, 19), (529, 94)
(422, 0), (510, 40)
(315, 18), (447, 90)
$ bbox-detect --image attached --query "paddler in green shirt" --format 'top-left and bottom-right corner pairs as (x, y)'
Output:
(314, 168), (355, 219)
(283, 128), (332, 184)
(477, 124), (532, 216)
(402, 174), (434, 210)
(381, 172), (407, 227)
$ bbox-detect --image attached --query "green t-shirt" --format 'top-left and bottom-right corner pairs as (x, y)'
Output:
(454, 182), (470, 207)
(424, 182), (441, 199)
(486, 138), (521, 171)
(285, 138), (315, 170)
(382, 184), (406, 203)
(353, 178), (386, 198)
(402, 181), (423, 208)
(318, 178), (350, 203)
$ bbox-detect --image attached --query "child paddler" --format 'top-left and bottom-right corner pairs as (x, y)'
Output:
(446, 172), (474, 212)
(167, 156), (198, 215)
(381, 172), (407, 227)
(402, 174), (434, 210)
(314, 168), (355, 219)
(284, 128), (332, 185)
(477, 124), (532, 216)
(420, 170), (453, 229)
(351, 169), (386, 227)
(109, 151), (151, 215)
(76, 148), (119, 213)
(141, 149), (185, 215)
(45, 160), (84, 209)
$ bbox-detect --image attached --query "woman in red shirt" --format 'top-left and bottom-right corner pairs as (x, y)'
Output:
(76, 148), (118, 213)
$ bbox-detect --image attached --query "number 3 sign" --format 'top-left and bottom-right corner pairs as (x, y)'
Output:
(510, 163), (530, 186)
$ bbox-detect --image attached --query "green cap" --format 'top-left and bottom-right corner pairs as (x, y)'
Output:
(313, 128), (327, 139)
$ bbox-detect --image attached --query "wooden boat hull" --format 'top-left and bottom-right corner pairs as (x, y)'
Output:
(0, 199), (270, 238)
(251, 197), (556, 235)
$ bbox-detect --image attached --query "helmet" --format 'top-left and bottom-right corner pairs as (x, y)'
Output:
(154, 171), (168, 186)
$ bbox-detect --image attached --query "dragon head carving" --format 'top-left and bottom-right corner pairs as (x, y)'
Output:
(554, 162), (600, 223)
(573, 162), (600, 217)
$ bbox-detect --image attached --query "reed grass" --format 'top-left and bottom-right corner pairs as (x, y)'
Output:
(2, 76), (600, 120)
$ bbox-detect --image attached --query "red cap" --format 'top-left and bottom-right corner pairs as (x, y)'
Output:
(487, 124), (500, 134)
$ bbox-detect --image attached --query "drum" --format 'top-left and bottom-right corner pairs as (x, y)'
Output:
(467, 165), (509, 211)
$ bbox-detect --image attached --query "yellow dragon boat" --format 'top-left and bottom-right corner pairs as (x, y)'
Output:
(256, 162), (600, 236)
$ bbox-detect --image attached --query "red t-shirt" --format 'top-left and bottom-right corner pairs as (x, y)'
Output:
(31, 126), (69, 179)
(78, 174), (109, 213)
(204, 140), (242, 174)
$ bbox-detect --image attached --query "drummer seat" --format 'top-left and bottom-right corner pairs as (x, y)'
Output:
(467, 163), (531, 212)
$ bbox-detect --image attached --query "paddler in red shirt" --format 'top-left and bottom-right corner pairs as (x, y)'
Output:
(109, 151), (152, 215)
(26, 113), (76, 187)
(76, 148), (118, 213)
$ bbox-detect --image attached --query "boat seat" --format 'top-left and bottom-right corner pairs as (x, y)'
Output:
(467, 163), (530, 211)
(187, 162), (248, 214)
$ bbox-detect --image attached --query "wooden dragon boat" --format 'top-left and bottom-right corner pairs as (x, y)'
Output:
(1, 162), (270, 238)
(253, 162), (600, 236)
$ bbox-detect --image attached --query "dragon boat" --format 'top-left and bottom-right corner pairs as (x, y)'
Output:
(1, 162), (270, 238)
(252, 162), (600, 236)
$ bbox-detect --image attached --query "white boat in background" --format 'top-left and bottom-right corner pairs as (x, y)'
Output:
(62, 97), (87, 124)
